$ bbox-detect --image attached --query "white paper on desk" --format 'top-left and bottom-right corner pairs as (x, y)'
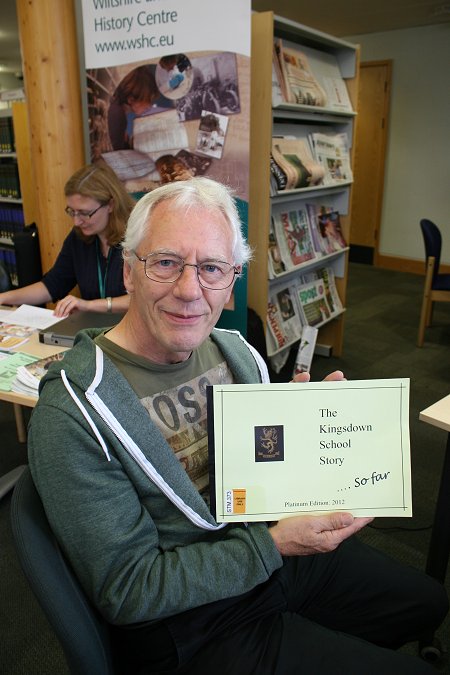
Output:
(0, 304), (61, 329)
(208, 379), (412, 521)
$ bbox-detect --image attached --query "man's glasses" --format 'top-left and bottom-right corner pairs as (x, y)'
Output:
(133, 252), (240, 290)
(65, 203), (106, 219)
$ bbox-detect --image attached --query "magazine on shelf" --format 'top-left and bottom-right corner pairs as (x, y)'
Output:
(270, 152), (288, 193)
(306, 205), (347, 254)
(271, 136), (325, 190)
(272, 208), (317, 270)
(310, 132), (353, 186)
(302, 267), (344, 318)
(268, 221), (286, 278)
(296, 277), (332, 328)
(271, 40), (353, 114)
(274, 39), (327, 107)
(272, 50), (286, 106)
(266, 284), (304, 355)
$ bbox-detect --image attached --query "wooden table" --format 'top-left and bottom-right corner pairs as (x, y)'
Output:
(0, 329), (67, 498)
(2, 330), (67, 442)
(419, 394), (450, 584)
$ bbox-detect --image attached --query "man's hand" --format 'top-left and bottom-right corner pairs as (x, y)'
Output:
(269, 512), (373, 556)
(292, 370), (346, 384)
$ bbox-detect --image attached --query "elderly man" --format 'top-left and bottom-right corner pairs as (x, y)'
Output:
(28, 177), (447, 674)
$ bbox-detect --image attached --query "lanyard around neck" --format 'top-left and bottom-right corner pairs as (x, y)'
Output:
(96, 238), (112, 299)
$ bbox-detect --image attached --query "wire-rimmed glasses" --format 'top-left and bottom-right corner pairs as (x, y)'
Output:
(133, 251), (240, 290)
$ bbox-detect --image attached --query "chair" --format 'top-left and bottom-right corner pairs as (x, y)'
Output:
(417, 219), (450, 347)
(0, 259), (12, 292)
(10, 467), (117, 675)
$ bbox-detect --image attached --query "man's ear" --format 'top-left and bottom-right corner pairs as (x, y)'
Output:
(123, 258), (135, 294)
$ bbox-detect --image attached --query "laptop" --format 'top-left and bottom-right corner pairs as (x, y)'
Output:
(38, 311), (124, 347)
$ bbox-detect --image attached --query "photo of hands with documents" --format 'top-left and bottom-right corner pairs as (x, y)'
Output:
(207, 378), (412, 522)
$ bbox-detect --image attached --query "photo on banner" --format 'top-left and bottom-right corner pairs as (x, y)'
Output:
(77, 0), (251, 332)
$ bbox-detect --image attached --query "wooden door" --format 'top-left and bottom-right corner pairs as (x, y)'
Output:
(350, 61), (391, 264)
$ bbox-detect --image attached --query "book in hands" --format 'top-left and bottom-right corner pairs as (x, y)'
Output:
(207, 379), (412, 522)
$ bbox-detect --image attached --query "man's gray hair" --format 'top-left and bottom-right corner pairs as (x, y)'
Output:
(122, 177), (252, 266)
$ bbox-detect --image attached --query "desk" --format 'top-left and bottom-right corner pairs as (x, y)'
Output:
(1, 331), (67, 441)
(420, 394), (450, 584)
(0, 331), (67, 498)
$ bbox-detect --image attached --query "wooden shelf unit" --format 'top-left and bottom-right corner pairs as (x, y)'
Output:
(248, 12), (359, 357)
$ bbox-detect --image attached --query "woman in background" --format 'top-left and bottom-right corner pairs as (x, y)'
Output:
(0, 163), (135, 316)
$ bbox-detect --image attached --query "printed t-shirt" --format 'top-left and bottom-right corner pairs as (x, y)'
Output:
(95, 334), (234, 502)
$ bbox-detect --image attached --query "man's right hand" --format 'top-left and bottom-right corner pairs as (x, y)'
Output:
(269, 512), (373, 556)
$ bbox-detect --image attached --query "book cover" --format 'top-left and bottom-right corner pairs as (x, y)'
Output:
(207, 379), (412, 521)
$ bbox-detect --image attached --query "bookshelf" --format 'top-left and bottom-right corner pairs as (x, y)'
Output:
(0, 102), (38, 287)
(248, 12), (359, 358)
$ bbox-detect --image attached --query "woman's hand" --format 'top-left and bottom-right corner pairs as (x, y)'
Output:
(53, 295), (90, 317)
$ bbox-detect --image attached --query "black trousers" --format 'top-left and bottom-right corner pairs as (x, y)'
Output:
(114, 537), (448, 674)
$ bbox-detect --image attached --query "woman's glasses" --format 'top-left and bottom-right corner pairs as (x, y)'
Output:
(65, 203), (106, 219)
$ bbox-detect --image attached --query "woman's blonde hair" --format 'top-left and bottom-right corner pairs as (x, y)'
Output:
(64, 164), (135, 246)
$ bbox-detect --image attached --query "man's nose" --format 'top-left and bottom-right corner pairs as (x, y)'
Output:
(173, 264), (203, 299)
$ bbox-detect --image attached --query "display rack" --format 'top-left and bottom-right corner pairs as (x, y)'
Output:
(248, 12), (359, 358)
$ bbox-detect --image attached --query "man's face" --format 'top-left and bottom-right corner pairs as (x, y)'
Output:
(124, 199), (237, 364)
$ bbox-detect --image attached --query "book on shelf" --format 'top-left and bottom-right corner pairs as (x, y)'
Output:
(309, 132), (353, 186)
(306, 204), (347, 255)
(272, 208), (317, 271)
(274, 39), (327, 107)
(266, 283), (304, 355)
(271, 136), (325, 191)
(0, 116), (15, 153)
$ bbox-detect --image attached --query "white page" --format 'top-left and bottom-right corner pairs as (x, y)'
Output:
(0, 304), (62, 329)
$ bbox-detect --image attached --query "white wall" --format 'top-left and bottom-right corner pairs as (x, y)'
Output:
(346, 24), (450, 266)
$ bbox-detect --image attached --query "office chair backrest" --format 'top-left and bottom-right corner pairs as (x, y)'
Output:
(10, 467), (116, 675)
(420, 219), (442, 284)
(0, 259), (12, 292)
